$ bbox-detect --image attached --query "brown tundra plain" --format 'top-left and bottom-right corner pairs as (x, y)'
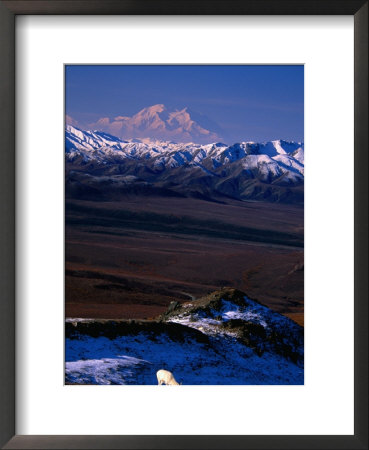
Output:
(65, 195), (304, 326)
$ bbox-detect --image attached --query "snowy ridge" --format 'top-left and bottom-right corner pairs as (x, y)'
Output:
(66, 126), (304, 202)
(163, 289), (303, 362)
(65, 289), (303, 385)
(66, 125), (304, 167)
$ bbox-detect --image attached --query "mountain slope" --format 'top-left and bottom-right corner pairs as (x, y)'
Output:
(65, 288), (304, 385)
(65, 125), (304, 204)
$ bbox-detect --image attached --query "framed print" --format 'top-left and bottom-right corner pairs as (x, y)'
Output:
(0, 1), (368, 449)
(64, 64), (305, 387)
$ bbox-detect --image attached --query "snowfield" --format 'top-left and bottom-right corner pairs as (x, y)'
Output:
(66, 333), (303, 385)
(65, 290), (304, 385)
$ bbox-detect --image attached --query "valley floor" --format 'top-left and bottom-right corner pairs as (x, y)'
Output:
(66, 196), (304, 325)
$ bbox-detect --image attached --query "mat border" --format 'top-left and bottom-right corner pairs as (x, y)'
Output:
(0, 1), (367, 449)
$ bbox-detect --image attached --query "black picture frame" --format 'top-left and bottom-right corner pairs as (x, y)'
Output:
(0, 1), (367, 449)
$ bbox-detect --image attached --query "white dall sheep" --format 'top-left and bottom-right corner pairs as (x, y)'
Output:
(157, 369), (180, 385)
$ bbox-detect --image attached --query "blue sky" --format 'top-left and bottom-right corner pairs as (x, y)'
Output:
(66, 65), (304, 143)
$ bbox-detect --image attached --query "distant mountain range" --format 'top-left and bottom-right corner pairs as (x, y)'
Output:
(68, 104), (225, 144)
(65, 124), (304, 204)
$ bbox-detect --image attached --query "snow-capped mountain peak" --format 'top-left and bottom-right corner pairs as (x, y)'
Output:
(72, 104), (225, 144)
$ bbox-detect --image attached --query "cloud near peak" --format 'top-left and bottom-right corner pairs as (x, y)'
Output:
(66, 114), (79, 127)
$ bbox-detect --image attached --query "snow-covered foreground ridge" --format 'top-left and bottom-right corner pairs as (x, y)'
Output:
(65, 289), (304, 385)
